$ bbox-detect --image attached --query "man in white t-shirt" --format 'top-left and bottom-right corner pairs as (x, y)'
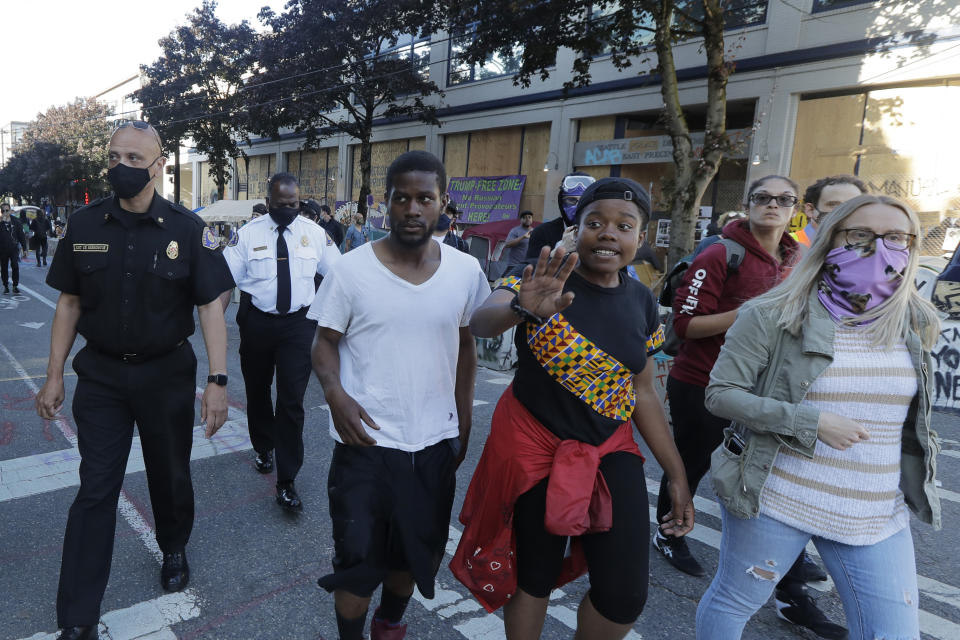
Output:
(310, 150), (489, 640)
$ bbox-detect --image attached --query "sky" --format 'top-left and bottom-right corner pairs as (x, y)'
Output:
(0, 0), (281, 130)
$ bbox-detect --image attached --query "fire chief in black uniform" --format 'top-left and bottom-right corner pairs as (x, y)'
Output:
(35, 121), (235, 640)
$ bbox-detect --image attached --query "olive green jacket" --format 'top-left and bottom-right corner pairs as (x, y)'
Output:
(705, 291), (941, 529)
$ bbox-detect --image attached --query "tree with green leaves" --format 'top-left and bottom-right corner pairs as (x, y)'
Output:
(0, 98), (113, 204)
(133, 58), (193, 206)
(134, 0), (258, 200)
(446, 0), (755, 268)
(251, 0), (443, 215)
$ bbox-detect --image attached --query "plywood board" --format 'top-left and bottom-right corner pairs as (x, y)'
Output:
(578, 116), (616, 143)
(519, 123), (551, 217)
(790, 95), (864, 190)
(444, 133), (469, 178)
(467, 126), (523, 176)
(233, 158), (247, 201)
(247, 155), (273, 200)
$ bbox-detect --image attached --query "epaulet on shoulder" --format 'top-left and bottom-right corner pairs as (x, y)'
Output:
(166, 200), (205, 226)
(73, 196), (109, 214)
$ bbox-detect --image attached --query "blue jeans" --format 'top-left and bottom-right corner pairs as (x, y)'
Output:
(696, 504), (920, 640)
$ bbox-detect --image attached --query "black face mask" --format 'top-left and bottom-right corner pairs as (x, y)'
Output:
(269, 206), (299, 227)
(108, 158), (159, 199)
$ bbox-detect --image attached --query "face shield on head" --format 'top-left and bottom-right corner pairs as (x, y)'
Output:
(559, 174), (596, 223)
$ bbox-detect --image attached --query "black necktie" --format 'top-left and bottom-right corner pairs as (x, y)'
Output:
(276, 225), (291, 314)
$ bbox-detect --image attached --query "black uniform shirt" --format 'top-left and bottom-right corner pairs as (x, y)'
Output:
(47, 194), (235, 357)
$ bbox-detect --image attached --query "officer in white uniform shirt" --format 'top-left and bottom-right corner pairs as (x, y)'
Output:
(221, 172), (340, 512)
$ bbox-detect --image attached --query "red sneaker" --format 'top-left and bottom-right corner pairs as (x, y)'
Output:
(370, 609), (407, 640)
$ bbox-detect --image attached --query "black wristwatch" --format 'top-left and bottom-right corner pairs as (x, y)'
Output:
(207, 374), (228, 386)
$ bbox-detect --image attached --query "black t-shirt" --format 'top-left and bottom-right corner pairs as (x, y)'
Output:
(47, 194), (236, 357)
(497, 269), (662, 445)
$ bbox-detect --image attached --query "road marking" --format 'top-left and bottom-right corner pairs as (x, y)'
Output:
(16, 284), (57, 310)
(0, 345), (217, 640)
(0, 420), (252, 503)
(18, 321), (44, 329)
(0, 372), (75, 383)
(485, 377), (513, 385)
(939, 449), (960, 461)
(16, 591), (201, 640)
(937, 487), (960, 504)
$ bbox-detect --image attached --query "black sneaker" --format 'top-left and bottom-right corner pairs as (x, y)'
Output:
(12, 286), (19, 294)
(790, 551), (828, 583)
(2, 285), (8, 294)
(653, 528), (705, 577)
(775, 586), (848, 639)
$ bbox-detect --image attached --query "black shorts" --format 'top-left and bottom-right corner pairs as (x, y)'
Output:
(514, 451), (650, 624)
(318, 438), (459, 599)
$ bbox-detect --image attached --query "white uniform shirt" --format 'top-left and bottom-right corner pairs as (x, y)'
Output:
(224, 214), (341, 313)
(308, 243), (490, 451)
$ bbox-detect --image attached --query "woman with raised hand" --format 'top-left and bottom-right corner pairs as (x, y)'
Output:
(451, 177), (693, 640)
(696, 194), (942, 639)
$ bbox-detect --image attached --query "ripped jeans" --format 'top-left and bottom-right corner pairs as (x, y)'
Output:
(696, 503), (919, 640)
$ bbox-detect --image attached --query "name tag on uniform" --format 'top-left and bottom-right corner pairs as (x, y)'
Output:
(253, 246), (268, 251)
(74, 243), (109, 252)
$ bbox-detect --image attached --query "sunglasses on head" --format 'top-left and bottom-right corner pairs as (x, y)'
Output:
(113, 120), (163, 146)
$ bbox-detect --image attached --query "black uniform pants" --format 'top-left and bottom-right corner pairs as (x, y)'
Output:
(35, 235), (48, 263)
(57, 343), (197, 628)
(0, 250), (18, 286)
(656, 375), (808, 592)
(238, 306), (315, 484)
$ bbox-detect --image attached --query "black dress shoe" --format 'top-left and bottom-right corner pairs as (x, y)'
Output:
(254, 450), (274, 473)
(161, 550), (190, 592)
(276, 481), (303, 513)
(57, 626), (97, 640)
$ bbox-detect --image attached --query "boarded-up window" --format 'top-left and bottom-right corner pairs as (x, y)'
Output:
(286, 147), (339, 205)
(350, 138), (427, 203)
(441, 124), (551, 219)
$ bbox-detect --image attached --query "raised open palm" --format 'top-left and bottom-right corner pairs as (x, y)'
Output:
(517, 246), (579, 319)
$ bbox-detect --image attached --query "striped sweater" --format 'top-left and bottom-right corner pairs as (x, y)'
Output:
(759, 326), (916, 545)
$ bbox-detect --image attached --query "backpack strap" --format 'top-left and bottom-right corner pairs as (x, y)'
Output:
(717, 237), (746, 271)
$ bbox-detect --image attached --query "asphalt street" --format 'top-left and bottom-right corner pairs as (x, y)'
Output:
(1, 256), (958, 640)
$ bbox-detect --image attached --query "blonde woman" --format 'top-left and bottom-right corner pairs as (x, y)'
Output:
(697, 194), (941, 639)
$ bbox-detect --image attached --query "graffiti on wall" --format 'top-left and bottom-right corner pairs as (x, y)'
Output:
(932, 322), (960, 415)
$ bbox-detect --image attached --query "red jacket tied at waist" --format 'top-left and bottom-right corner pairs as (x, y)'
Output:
(451, 385), (642, 612)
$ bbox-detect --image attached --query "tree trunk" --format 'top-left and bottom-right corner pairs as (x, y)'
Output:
(655, 0), (730, 272)
(357, 133), (372, 218)
(173, 145), (181, 206)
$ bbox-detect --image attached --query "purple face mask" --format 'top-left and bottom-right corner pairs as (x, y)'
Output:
(817, 239), (909, 322)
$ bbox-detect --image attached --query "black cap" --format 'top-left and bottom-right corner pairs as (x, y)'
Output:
(574, 177), (651, 222)
(302, 199), (322, 216)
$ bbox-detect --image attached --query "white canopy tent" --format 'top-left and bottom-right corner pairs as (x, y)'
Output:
(197, 199), (265, 225)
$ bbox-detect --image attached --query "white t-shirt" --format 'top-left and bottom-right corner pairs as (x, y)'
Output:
(308, 242), (490, 451)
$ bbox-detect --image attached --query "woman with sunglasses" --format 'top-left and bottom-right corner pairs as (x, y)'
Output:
(654, 175), (803, 571)
(697, 194), (941, 639)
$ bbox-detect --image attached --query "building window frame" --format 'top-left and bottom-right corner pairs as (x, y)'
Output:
(447, 21), (527, 86)
(811, 0), (876, 13)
